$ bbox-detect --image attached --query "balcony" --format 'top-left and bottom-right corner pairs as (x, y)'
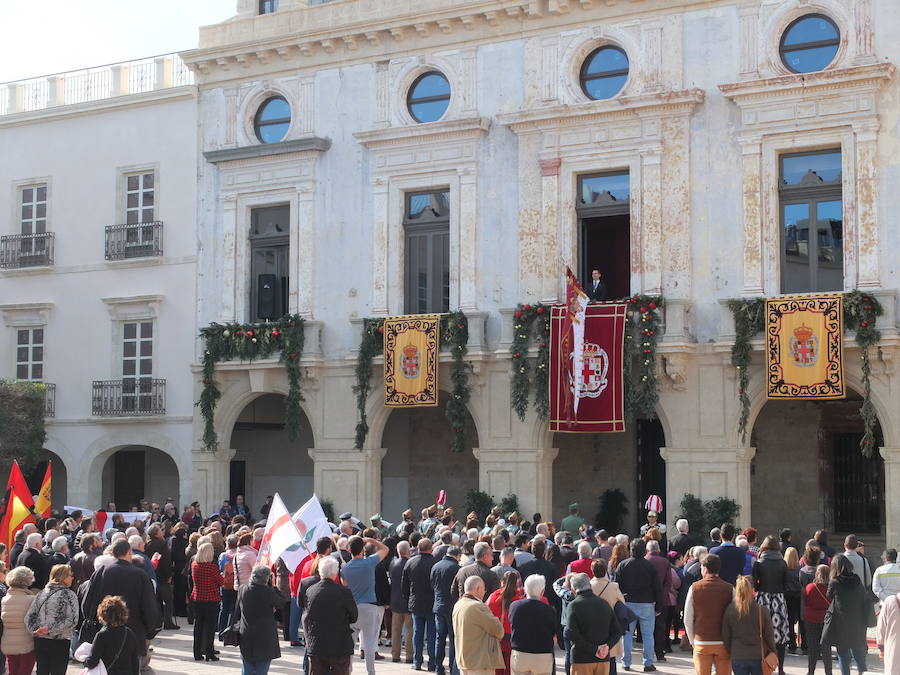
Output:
(0, 233), (54, 269)
(105, 221), (163, 260)
(43, 383), (55, 418)
(92, 378), (166, 416)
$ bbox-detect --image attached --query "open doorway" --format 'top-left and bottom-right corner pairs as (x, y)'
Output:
(577, 172), (630, 300)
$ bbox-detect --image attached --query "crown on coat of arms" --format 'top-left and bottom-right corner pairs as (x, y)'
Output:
(403, 344), (418, 358)
(793, 323), (814, 342)
(583, 342), (601, 357)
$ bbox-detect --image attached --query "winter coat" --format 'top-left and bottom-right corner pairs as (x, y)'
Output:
(402, 552), (436, 615)
(822, 573), (867, 649)
(304, 579), (358, 657)
(1, 587), (36, 655)
(389, 556), (410, 614)
(24, 583), (78, 640)
(721, 602), (776, 661)
(590, 577), (626, 658)
(452, 595), (505, 671)
(233, 546), (257, 590)
(234, 581), (289, 662)
(431, 556), (461, 616)
(752, 551), (789, 594)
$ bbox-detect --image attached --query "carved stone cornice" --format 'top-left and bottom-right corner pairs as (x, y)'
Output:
(354, 116), (491, 149)
(203, 137), (331, 163)
(496, 88), (704, 132)
(719, 63), (895, 105)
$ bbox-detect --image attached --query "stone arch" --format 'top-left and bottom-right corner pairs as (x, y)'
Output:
(22, 448), (68, 513)
(214, 377), (318, 452)
(759, 0), (853, 77)
(229, 392), (315, 513)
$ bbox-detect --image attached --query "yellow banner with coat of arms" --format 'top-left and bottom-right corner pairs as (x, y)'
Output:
(384, 314), (440, 407)
(765, 293), (844, 400)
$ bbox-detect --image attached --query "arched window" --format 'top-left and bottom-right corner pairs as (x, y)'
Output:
(254, 96), (291, 143)
(579, 46), (629, 100)
(407, 72), (451, 123)
(780, 14), (840, 73)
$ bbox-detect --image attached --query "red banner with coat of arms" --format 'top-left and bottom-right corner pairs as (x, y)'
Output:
(549, 303), (627, 433)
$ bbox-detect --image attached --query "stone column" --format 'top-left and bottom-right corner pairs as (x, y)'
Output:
(661, 447), (756, 530)
(740, 138), (764, 295)
(473, 447), (558, 518)
(880, 447), (900, 546)
(309, 448), (386, 518)
(192, 447), (236, 516)
(539, 158), (562, 303)
(47, 76), (65, 107)
(154, 57), (174, 89)
(854, 123), (880, 289)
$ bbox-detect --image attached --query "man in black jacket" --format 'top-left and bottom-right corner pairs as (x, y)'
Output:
(586, 269), (607, 302)
(402, 538), (437, 671)
(615, 539), (661, 672)
(81, 539), (161, 668)
(306, 556), (358, 675)
(451, 542), (500, 601)
(431, 546), (461, 675)
(18, 532), (48, 589)
(145, 523), (179, 629)
(389, 541), (413, 663)
(567, 573), (622, 674)
(669, 519), (698, 559)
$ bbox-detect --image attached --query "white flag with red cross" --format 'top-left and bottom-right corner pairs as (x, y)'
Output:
(256, 493), (307, 570)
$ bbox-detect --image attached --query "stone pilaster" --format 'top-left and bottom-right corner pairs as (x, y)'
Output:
(192, 447), (236, 515)
(473, 447), (558, 518)
(880, 447), (900, 547)
(309, 448), (386, 518)
(661, 447), (755, 531)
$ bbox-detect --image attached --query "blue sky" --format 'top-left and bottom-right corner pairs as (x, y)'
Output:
(0, 1), (235, 82)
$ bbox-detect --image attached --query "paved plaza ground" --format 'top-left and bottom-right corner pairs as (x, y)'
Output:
(64, 627), (885, 675)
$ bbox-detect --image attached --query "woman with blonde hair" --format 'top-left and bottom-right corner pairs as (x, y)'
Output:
(1, 567), (36, 675)
(722, 575), (777, 675)
(25, 564), (78, 675)
(190, 542), (224, 661)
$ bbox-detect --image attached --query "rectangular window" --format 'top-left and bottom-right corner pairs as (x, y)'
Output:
(122, 321), (153, 411)
(124, 172), (155, 225)
(576, 171), (631, 300)
(20, 185), (47, 236)
(259, 0), (278, 14)
(15, 327), (44, 381)
(249, 205), (290, 322)
(404, 190), (450, 314)
(780, 150), (843, 293)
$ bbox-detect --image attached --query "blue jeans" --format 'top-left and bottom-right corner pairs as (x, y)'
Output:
(731, 658), (763, 675)
(412, 613), (436, 669)
(562, 629), (572, 675)
(622, 602), (655, 668)
(241, 660), (271, 675)
(218, 588), (237, 637)
(836, 645), (866, 675)
(434, 613), (458, 675)
(289, 595), (301, 643)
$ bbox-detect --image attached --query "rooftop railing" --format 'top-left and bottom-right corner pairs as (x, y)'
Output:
(1, 53), (194, 116)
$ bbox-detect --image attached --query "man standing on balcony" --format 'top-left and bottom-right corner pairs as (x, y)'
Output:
(586, 269), (607, 302)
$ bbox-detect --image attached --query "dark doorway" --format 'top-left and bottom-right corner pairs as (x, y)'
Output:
(581, 214), (630, 300)
(832, 432), (883, 533)
(230, 460), (247, 505)
(114, 450), (145, 509)
(577, 171), (630, 300)
(636, 419), (666, 526)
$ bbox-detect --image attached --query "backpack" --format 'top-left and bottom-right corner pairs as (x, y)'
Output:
(223, 554), (235, 589)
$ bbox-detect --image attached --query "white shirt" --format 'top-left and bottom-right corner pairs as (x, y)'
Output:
(874, 562), (900, 601)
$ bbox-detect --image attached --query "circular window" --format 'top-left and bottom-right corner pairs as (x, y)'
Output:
(254, 96), (291, 143)
(579, 46), (629, 100)
(780, 14), (840, 73)
(407, 71), (451, 123)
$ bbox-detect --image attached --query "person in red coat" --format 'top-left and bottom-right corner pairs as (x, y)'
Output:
(803, 564), (832, 675)
(487, 572), (524, 675)
(190, 542), (224, 662)
(566, 542), (594, 578)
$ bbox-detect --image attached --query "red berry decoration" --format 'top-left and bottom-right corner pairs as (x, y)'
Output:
(236, 330), (243, 337)
(272, 329), (279, 337)
(458, 323), (465, 330)
(861, 320), (869, 327)
(514, 311), (522, 318)
(247, 330), (254, 337)
(523, 304), (531, 311)
(378, 326), (384, 334)
(537, 307), (544, 314)
(455, 427), (463, 434)
(648, 302), (657, 310)
(640, 306), (648, 314)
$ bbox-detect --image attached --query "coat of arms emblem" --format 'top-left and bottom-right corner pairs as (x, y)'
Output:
(401, 344), (420, 378)
(789, 323), (818, 367)
(569, 342), (609, 398)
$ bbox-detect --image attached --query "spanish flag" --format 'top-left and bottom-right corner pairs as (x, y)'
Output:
(0, 461), (36, 549)
(34, 461), (51, 519)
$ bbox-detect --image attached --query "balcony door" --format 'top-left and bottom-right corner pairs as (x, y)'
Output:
(250, 205), (290, 322)
(577, 172), (631, 300)
(122, 321), (153, 412)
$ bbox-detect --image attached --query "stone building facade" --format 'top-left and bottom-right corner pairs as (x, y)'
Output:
(4, 0), (900, 548)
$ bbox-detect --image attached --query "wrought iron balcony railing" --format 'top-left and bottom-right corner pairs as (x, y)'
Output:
(43, 383), (55, 417)
(0, 232), (54, 268)
(92, 378), (166, 416)
(105, 221), (163, 260)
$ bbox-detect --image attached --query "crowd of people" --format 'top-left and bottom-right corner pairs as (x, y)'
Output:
(0, 496), (897, 675)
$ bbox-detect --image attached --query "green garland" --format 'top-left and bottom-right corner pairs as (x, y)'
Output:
(509, 297), (663, 422)
(624, 295), (664, 419)
(728, 291), (883, 455)
(727, 298), (766, 443)
(353, 313), (471, 452)
(843, 291), (883, 456)
(198, 315), (305, 450)
(510, 303), (552, 421)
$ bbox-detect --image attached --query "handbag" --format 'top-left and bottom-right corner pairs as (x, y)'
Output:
(759, 607), (779, 675)
(222, 567), (242, 647)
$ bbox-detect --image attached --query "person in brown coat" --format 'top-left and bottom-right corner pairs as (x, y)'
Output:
(683, 554), (734, 675)
(452, 576), (504, 675)
(722, 575), (776, 675)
